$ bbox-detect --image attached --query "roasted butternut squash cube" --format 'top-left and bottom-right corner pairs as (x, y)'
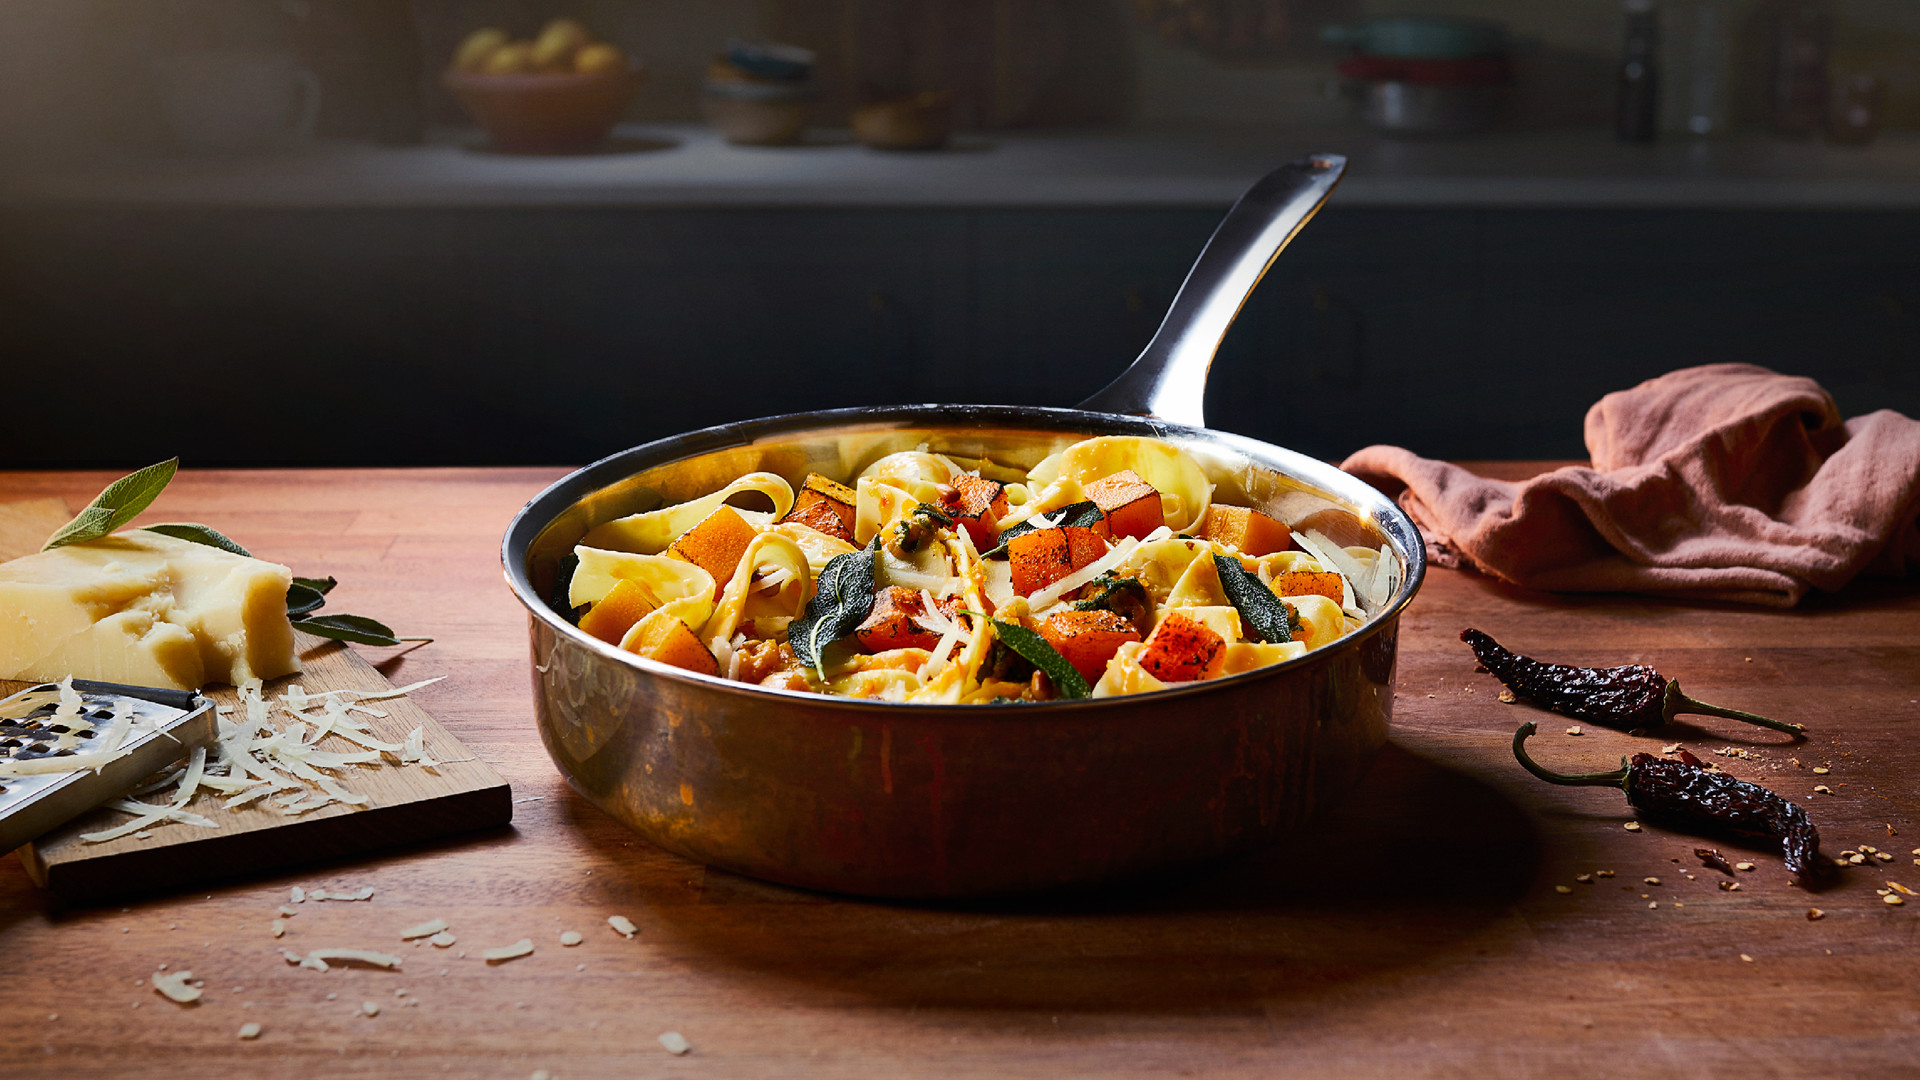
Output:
(576, 577), (655, 645)
(1008, 525), (1109, 597)
(1200, 504), (1292, 557)
(668, 504), (759, 594)
(1271, 569), (1343, 604)
(853, 586), (957, 653)
(779, 473), (858, 541)
(1137, 611), (1227, 682)
(623, 616), (719, 676)
(1039, 609), (1142, 684)
(1084, 469), (1164, 540)
(939, 474), (1009, 549)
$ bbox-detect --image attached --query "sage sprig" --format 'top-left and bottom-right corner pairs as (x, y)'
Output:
(988, 619), (1091, 699)
(788, 541), (878, 681)
(286, 575), (338, 617)
(1213, 554), (1293, 644)
(141, 522), (251, 557)
(41, 458), (179, 550)
(291, 613), (432, 647)
(41, 459), (431, 649)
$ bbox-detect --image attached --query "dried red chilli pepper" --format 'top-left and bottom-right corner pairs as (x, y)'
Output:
(1511, 721), (1825, 883)
(1462, 628), (1804, 736)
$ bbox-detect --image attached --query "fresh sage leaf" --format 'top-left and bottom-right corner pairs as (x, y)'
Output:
(292, 613), (432, 647)
(141, 522), (251, 557)
(285, 582), (330, 617)
(984, 500), (1105, 558)
(42, 458), (179, 550)
(1214, 554), (1291, 643)
(988, 618), (1091, 699)
(292, 575), (338, 595)
(788, 541), (878, 680)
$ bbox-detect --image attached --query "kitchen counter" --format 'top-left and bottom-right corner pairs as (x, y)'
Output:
(2, 464), (1917, 1077)
(5, 126), (1920, 210)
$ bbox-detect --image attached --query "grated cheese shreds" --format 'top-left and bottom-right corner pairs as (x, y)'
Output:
(483, 939), (534, 963)
(152, 970), (200, 1004)
(84, 676), (446, 844)
(290, 886), (305, 903)
(658, 1032), (692, 1056)
(399, 919), (448, 940)
(305, 948), (403, 969)
(607, 915), (638, 939)
(428, 931), (456, 948)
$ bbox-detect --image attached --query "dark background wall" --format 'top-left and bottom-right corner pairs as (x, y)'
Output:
(4, 204), (1916, 469)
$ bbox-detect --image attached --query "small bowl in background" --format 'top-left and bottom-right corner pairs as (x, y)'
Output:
(851, 91), (954, 150)
(701, 78), (814, 146)
(443, 66), (646, 154)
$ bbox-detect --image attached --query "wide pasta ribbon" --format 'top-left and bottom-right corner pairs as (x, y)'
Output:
(581, 473), (794, 554)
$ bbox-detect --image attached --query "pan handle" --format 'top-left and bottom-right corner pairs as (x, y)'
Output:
(1078, 153), (1346, 428)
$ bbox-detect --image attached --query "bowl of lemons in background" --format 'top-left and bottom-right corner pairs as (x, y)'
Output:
(443, 18), (645, 153)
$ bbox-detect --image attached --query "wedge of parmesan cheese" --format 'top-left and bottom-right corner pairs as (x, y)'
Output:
(0, 530), (298, 690)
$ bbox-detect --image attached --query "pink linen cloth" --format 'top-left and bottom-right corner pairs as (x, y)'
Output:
(1339, 364), (1920, 607)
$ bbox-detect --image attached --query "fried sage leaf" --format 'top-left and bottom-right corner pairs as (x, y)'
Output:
(1214, 554), (1291, 643)
(984, 500), (1105, 558)
(293, 614), (432, 647)
(43, 458), (179, 550)
(988, 619), (1091, 699)
(141, 522), (251, 557)
(788, 541), (878, 679)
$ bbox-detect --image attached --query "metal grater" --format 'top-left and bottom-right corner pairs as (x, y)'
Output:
(0, 679), (217, 853)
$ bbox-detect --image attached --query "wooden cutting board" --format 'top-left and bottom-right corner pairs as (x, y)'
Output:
(1, 499), (512, 903)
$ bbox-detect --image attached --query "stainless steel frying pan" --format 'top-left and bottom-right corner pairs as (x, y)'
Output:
(503, 154), (1427, 898)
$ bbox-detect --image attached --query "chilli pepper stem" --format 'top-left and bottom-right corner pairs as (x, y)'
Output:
(1663, 680), (1805, 736)
(1511, 722), (1631, 788)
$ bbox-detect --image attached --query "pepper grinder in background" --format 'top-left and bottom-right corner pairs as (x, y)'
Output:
(1616, 0), (1659, 142)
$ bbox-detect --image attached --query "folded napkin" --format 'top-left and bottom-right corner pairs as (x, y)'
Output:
(1340, 364), (1920, 607)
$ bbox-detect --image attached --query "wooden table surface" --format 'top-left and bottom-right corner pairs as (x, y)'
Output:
(2, 466), (1916, 1079)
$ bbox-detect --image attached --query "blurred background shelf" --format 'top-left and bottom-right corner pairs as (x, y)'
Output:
(8, 125), (1920, 210)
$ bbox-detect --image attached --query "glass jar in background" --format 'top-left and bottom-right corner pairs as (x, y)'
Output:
(1662, 0), (1734, 136)
(1825, 73), (1884, 145)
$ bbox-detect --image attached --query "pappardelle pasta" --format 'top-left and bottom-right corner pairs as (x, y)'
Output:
(558, 436), (1402, 703)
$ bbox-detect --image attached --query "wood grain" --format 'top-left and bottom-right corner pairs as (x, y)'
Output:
(0, 466), (1916, 1079)
(0, 498), (512, 902)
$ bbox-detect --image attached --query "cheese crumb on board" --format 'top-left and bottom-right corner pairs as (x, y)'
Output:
(607, 915), (637, 939)
(399, 919), (449, 941)
(152, 970), (201, 1004)
(237, 1022), (262, 1040)
(271, 920), (286, 938)
(361, 1001), (380, 1018)
(559, 931), (583, 947)
(483, 939), (535, 964)
(290, 886), (306, 903)
(658, 1032), (691, 1055)
(429, 931), (456, 948)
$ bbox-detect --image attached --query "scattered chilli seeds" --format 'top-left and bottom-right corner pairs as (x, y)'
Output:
(658, 1032), (691, 1056)
(1623, 822), (1643, 832)
(1886, 895), (1906, 906)
(607, 915), (638, 939)
(238, 1022), (262, 1040)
